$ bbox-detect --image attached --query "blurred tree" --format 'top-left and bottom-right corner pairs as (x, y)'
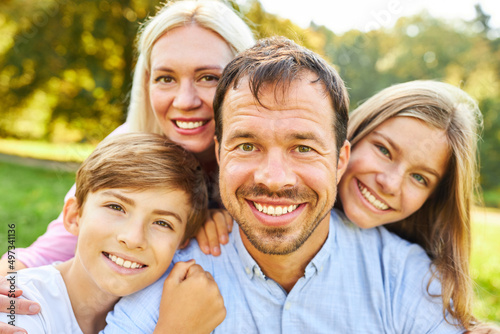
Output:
(0, 0), (161, 143)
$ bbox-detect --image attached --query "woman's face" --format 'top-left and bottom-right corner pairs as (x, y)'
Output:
(148, 24), (234, 157)
(338, 116), (450, 229)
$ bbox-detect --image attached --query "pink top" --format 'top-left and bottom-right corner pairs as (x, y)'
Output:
(2, 124), (130, 267)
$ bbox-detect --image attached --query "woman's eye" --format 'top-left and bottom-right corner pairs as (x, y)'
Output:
(412, 173), (427, 185)
(295, 145), (312, 153)
(155, 76), (174, 84)
(154, 220), (173, 230)
(108, 204), (124, 213)
(200, 75), (219, 82)
(376, 145), (390, 157)
(238, 143), (255, 152)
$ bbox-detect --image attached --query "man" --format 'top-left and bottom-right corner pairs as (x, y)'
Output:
(102, 37), (461, 333)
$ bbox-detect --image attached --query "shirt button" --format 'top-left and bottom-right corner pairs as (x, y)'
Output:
(245, 267), (251, 275)
(284, 302), (291, 310)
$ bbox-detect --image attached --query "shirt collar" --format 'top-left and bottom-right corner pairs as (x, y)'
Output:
(232, 210), (341, 280)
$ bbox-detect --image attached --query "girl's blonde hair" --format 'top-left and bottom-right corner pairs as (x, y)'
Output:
(347, 80), (483, 329)
(127, 0), (255, 134)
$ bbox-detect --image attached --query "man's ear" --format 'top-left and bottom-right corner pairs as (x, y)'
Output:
(63, 197), (81, 236)
(336, 140), (351, 184)
(214, 135), (220, 165)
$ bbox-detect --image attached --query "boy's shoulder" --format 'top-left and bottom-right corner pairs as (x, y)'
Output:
(4, 265), (83, 333)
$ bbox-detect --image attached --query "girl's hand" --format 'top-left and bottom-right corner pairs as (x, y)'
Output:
(154, 260), (226, 334)
(195, 209), (233, 256)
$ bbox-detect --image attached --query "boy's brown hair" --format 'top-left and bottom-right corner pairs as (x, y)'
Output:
(75, 133), (208, 243)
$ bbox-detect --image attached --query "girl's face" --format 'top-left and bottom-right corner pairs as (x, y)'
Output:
(338, 116), (450, 229)
(148, 24), (234, 157)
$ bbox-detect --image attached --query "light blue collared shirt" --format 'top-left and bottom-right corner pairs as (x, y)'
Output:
(102, 209), (463, 333)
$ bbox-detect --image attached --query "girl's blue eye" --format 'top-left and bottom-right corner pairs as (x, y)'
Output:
(412, 173), (427, 185)
(238, 143), (255, 152)
(377, 145), (390, 157)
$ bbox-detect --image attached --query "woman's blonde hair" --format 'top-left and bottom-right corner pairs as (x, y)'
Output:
(347, 80), (483, 329)
(127, 0), (255, 134)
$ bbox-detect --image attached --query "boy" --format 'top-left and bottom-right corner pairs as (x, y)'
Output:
(3, 133), (225, 333)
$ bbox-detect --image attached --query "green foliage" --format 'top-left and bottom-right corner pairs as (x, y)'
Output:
(0, 161), (75, 254)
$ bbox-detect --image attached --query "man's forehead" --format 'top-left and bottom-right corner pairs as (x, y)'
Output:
(222, 75), (333, 116)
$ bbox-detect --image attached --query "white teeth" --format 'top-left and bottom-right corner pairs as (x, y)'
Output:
(175, 121), (205, 129)
(358, 182), (389, 210)
(253, 202), (299, 217)
(106, 253), (145, 269)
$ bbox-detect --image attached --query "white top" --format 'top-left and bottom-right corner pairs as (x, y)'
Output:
(3, 265), (83, 333)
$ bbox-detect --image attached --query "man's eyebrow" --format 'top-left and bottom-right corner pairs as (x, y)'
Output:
(101, 190), (134, 206)
(227, 130), (257, 141)
(152, 210), (184, 224)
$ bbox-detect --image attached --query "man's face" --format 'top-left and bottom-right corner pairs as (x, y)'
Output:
(216, 73), (350, 255)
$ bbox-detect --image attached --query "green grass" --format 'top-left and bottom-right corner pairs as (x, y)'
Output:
(471, 211), (500, 323)
(0, 160), (498, 325)
(0, 138), (95, 163)
(0, 161), (76, 253)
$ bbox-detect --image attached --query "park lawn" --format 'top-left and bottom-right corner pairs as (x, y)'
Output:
(0, 160), (498, 324)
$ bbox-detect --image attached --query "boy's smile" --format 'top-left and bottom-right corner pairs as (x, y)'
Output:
(67, 188), (190, 297)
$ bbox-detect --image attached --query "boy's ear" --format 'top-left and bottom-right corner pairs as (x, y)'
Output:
(63, 197), (81, 236)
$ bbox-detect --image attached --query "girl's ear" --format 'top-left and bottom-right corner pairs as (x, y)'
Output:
(63, 197), (81, 236)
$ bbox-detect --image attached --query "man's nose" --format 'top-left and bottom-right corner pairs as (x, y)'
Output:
(254, 151), (296, 191)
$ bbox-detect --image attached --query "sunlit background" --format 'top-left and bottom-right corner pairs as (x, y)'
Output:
(0, 0), (499, 324)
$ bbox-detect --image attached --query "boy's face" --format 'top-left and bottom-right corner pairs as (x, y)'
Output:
(72, 187), (190, 296)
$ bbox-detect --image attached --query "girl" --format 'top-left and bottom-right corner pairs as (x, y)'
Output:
(337, 80), (483, 330)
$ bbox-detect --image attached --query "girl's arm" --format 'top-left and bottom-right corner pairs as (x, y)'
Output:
(194, 209), (233, 256)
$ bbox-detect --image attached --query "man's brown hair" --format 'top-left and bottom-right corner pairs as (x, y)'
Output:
(213, 36), (349, 155)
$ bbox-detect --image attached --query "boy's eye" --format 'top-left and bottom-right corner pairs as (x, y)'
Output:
(412, 173), (427, 185)
(154, 220), (173, 230)
(295, 145), (312, 153)
(238, 143), (255, 152)
(108, 204), (124, 212)
(376, 145), (390, 157)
